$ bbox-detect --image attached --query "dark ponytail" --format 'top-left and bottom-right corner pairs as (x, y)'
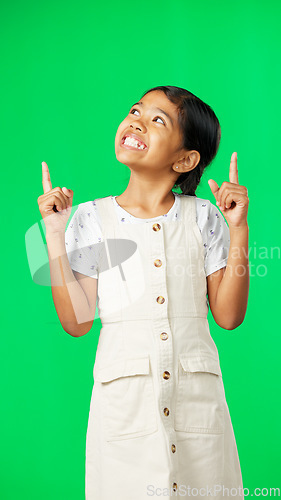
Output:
(141, 86), (221, 196)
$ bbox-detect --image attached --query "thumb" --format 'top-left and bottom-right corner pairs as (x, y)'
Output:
(208, 179), (220, 200)
(62, 187), (74, 201)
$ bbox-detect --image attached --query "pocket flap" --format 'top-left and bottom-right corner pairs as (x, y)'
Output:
(179, 354), (222, 376)
(94, 356), (150, 383)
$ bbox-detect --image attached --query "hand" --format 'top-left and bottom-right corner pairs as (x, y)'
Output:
(208, 152), (249, 228)
(37, 161), (74, 234)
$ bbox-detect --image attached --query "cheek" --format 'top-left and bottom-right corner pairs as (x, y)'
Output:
(116, 118), (129, 140)
(115, 124), (124, 146)
(155, 140), (170, 155)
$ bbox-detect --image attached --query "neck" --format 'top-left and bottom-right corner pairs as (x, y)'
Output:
(116, 171), (176, 213)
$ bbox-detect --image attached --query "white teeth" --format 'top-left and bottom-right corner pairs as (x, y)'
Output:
(124, 136), (145, 149)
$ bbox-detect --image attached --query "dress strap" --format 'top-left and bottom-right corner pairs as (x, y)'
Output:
(177, 194), (196, 225)
(94, 196), (117, 231)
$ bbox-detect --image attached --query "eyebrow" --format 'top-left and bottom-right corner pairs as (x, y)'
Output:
(131, 101), (174, 126)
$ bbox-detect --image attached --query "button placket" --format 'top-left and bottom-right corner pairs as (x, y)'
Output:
(151, 221), (179, 482)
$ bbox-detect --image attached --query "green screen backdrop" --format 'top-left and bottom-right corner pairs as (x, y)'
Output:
(1, 0), (280, 498)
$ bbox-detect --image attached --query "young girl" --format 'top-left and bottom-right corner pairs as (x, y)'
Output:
(38, 86), (249, 499)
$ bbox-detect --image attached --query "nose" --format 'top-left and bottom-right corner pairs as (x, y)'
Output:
(129, 118), (146, 132)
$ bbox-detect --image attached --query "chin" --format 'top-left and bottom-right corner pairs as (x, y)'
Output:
(115, 150), (129, 165)
(116, 147), (131, 161)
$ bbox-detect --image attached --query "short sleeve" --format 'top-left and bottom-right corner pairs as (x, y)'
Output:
(196, 199), (230, 277)
(204, 202), (230, 276)
(64, 204), (100, 279)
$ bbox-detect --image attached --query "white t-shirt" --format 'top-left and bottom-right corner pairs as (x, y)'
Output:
(65, 193), (230, 280)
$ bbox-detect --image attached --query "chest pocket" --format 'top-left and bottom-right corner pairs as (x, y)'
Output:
(175, 354), (225, 434)
(94, 356), (158, 442)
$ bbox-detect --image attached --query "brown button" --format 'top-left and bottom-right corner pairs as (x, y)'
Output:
(163, 407), (170, 416)
(156, 296), (165, 304)
(160, 332), (168, 341)
(173, 483), (178, 491)
(171, 444), (176, 453)
(154, 259), (162, 267)
(163, 371), (170, 380)
(152, 223), (161, 231)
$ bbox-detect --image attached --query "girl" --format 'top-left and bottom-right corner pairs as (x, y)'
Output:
(38, 86), (249, 499)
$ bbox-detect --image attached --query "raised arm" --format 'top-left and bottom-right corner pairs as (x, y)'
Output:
(207, 153), (249, 330)
(37, 161), (97, 337)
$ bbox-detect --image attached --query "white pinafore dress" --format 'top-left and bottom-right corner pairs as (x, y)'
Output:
(85, 194), (244, 499)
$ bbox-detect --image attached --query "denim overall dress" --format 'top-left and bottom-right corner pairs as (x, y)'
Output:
(85, 194), (244, 499)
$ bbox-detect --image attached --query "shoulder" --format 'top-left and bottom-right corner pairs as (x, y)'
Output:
(67, 199), (101, 228)
(69, 196), (113, 228)
(74, 198), (106, 214)
(75, 200), (96, 213)
(178, 194), (228, 235)
(176, 194), (216, 212)
(78, 196), (112, 212)
(177, 194), (213, 220)
(194, 196), (215, 212)
(193, 196), (227, 226)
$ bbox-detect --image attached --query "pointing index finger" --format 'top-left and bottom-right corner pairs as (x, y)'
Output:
(229, 152), (239, 184)
(42, 161), (52, 193)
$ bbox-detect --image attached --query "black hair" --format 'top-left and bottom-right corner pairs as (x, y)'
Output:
(141, 85), (221, 196)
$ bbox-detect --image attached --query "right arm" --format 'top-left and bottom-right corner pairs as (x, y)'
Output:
(46, 231), (97, 337)
(38, 161), (97, 337)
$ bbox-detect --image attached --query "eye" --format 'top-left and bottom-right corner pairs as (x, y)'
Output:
(130, 108), (166, 125)
(153, 116), (165, 125)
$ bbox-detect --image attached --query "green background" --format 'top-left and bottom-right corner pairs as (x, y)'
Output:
(1, 0), (280, 498)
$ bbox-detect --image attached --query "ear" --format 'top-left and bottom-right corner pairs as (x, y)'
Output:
(174, 150), (200, 174)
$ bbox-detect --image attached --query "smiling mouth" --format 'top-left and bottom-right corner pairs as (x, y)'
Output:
(121, 135), (148, 151)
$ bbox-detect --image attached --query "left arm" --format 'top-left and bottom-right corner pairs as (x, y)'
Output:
(207, 152), (249, 330)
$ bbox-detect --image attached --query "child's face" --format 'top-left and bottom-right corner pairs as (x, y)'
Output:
(115, 90), (187, 176)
